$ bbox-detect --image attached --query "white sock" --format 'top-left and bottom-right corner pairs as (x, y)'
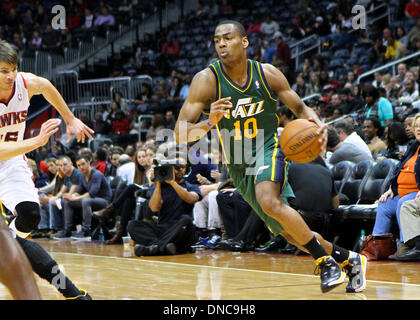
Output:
(9, 219), (30, 239)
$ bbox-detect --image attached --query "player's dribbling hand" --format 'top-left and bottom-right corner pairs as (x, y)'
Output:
(208, 97), (232, 126)
(308, 118), (328, 153)
(66, 117), (94, 143)
(37, 118), (62, 146)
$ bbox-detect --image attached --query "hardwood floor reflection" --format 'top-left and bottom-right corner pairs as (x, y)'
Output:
(1, 239), (420, 300)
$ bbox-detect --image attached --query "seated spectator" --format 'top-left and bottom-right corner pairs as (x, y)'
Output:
(407, 18), (420, 49)
(247, 18), (262, 34)
(116, 154), (135, 184)
(216, 192), (268, 252)
(52, 156), (83, 239)
(94, 7), (115, 28)
(146, 113), (166, 141)
(261, 40), (277, 64)
(404, 70), (419, 90)
(92, 112), (111, 135)
(41, 24), (61, 54)
(313, 16), (330, 36)
(111, 110), (137, 147)
(193, 148), (229, 245)
(32, 157), (62, 238)
(405, 0), (420, 19)
(339, 87), (362, 113)
(94, 148), (152, 244)
(385, 35), (401, 61)
(55, 155), (112, 240)
(273, 32), (291, 70)
(161, 35), (180, 59)
(105, 148), (123, 177)
(291, 75), (310, 98)
(165, 110), (176, 130)
(28, 158), (48, 188)
(128, 156), (202, 256)
(59, 28), (72, 48)
(326, 127), (373, 165)
(93, 148), (108, 174)
(261, 14), (279, 37)
(372, 71), (384, 88)
(362, 117), (387, 157)
(122, 57), (138, 77)
(379, 121), (412, 161)
(82, 8), (94, 30)
(219, 0), (234, 18)
(405, 115), (416, 140)
(372, 114), (420, 258)
(28, 31), (42, 50)
(399, 79), (419, 103)
(334, 120), (372, 156)
(362, 84), (393, 128)
(396, 197), (420, 261)
(288, 159), (339, 239)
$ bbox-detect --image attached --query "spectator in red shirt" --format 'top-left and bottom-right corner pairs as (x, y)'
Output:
(273, 31), (291, 69)
(112, 111), (137, 147)
(247, 18), (262, 34)
(406, 0), (420, 18)
(161, 35), (179, 58)
(112, 111), (130, 135)
(94, 148), (108, 174)
(66, 9), (81, 30)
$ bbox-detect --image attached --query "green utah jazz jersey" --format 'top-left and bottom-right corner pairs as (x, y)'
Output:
(209, 59), (279, 168)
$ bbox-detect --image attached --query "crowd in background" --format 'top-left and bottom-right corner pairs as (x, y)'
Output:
(4, 0), (420, 261)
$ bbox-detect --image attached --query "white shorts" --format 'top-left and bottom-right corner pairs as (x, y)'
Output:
(0, 156), (39, 215)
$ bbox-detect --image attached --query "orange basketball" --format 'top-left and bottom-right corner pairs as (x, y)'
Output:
(279, 119), (322, 163)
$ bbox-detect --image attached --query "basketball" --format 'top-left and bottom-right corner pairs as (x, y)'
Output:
(279, 119), (322, 163)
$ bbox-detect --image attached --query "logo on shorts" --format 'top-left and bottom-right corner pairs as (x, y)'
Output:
(255, 80), (260, 89)
(17, 93), (22, 101)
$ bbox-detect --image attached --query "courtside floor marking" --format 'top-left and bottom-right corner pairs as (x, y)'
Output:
(51, 251), (420, 288)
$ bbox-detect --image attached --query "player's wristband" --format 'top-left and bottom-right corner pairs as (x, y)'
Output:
(206, 119), (213, 127)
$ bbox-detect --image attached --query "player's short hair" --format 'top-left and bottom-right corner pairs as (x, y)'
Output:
(216, 20), (247, 37)
(0, 40), (18, 66)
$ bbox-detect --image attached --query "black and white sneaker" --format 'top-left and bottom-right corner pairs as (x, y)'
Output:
(315, 256), (346, 293)
(342, 254), (367, 293)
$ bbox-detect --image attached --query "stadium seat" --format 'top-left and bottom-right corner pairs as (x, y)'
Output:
(357, 158), (399, 204)
(339, 160), (375, 205)
(331, 160), (355, 194)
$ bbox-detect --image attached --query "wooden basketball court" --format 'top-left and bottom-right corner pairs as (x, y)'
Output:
(1, 239), (420, 300)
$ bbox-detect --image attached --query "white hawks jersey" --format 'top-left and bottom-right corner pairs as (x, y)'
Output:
(0, 73), (38, 213)
(0, 72), (30, 167)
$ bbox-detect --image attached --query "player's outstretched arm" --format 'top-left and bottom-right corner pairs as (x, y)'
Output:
(0, 118), (61, 160)
(23, 73), (94, 143)
(175, 68), (232, 144)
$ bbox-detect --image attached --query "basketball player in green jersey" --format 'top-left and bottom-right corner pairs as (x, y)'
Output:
(175, 20), (367, 293)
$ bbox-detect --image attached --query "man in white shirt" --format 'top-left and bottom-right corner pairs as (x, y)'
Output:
(116, 154), (135, 184)
(261, 15), (279, 36)
(334, 120), (373, 158)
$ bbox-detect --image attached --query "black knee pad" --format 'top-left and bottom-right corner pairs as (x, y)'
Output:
(15, 201), (41, 233)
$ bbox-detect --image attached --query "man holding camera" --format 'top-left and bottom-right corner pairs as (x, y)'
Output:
(127, 156), (202, 256)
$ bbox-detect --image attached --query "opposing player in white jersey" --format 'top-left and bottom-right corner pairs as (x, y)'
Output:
(0, 40), (94, 240)
(0, 118), (60, 300)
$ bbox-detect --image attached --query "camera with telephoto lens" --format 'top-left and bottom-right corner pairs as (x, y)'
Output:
(152, 158), (182, 182)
